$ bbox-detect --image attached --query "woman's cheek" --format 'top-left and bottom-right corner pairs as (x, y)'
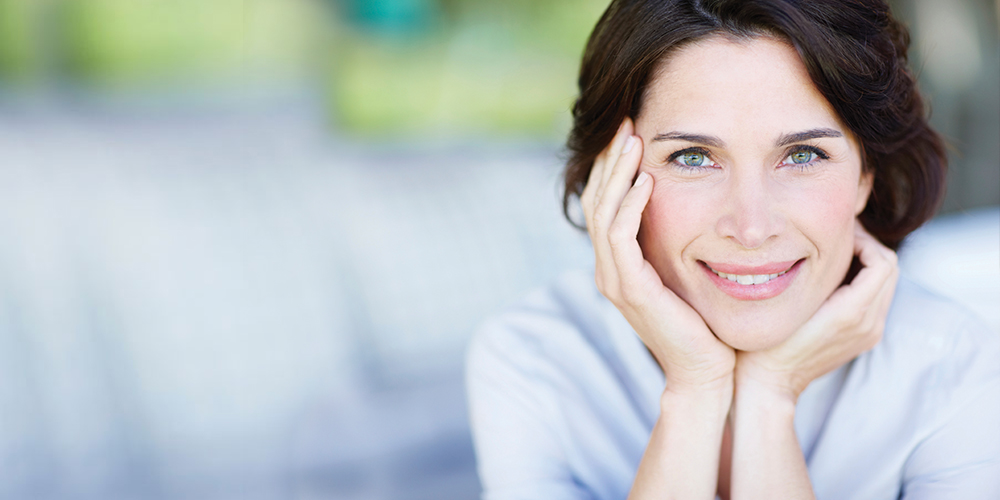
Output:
(793, 179), (859, 232)
(786, 179), (861, 278)
(639, 181), (715, 264)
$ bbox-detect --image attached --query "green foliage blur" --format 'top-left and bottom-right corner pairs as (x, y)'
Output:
(0, 0), (44, 81)
(0, 0), (609, 138)
(0, 0), (323, 88)
(329, 0), (610, 138)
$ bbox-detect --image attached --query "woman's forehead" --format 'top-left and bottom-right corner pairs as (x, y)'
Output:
(639, 36), (845, 138)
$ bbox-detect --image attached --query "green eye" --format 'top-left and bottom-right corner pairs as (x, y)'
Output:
(790, 150), (814, 164)
(682, 152), (707, 166)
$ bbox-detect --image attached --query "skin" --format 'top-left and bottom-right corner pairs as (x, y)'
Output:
(581, 36), (899, 499)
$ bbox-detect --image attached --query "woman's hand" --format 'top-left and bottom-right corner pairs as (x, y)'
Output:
(735, 224), (900, 400)
(581, 118), (735, 394)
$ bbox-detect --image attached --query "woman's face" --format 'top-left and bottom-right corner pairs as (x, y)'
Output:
(635, 36), (872, 351)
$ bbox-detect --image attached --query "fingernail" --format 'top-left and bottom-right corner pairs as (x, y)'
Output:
(633, 171), (648, 187)
(623, 136), (635, 154)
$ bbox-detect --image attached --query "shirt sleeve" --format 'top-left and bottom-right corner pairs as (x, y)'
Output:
(900, 379), (1000, 499)
(466, 319), (596, 500)
(900, 312), (1000, 500)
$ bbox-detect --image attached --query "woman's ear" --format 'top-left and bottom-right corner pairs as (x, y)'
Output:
(855, 171), (874, 216)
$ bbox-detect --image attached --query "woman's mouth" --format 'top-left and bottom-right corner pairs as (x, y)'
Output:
(710, 268), (789, 285)
(699, 259), (804, 300)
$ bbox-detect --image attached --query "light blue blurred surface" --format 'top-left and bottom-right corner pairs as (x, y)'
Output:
(899, 206), (1000, 333)
(0, 101), (591, 499)
(0, 103), (994, 499)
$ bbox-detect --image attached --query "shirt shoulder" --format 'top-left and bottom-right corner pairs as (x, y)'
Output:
(878, 277), (1000, 396)
(466, 270), (655, 500)
(793, 278), (1000, 498)
(467, 270), (611, 378)
(878, 280), (1000, 498)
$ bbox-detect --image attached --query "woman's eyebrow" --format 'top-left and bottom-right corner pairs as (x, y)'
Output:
(651, 132), (724, 147)
(775, 128), (843, 146)
(651, 128), (843, 148)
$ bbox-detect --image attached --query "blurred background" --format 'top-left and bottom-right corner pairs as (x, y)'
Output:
(0, 0), (996, 499)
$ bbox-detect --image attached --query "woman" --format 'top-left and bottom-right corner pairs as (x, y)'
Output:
(467, 1), (999, 499)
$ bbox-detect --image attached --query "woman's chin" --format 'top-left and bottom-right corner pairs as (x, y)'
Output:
(710, 321), (795, 352)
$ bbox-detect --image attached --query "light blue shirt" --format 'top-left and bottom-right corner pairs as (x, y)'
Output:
(467, 270), (1000, 499)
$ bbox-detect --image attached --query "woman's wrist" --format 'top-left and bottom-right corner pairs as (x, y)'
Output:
(630, 373), (732, 500)
(730, 364), (813, 500)
(733, 363), (801, 408)
(661, 375), (734, 413)
(734, 352), (806, 404)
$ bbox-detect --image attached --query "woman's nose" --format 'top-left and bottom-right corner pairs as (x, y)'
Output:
(715, 173), (784, 249)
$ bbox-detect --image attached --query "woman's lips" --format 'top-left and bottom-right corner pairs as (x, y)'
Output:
(699, 259), (804, 300)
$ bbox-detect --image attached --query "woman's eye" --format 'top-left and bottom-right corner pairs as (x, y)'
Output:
(669, 148), (716, 169)
(788, 150), (816, 164)
(781, 146), (828, 168)
(681, 151), (709, 166)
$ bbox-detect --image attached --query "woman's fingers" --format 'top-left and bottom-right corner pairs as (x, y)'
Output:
(827, 224), (896, 312)
(592, 133), (642, 238)
(581, 155), (605, 235)
(608, 172), (654, 294)
(868, 264), (899, 334)
(580, 117), (638, 298)
(859, 229), (899, 338)
(596, 118), (634, 202)
(608, 173), (693, 320)
(592, 134), (643, 295)
(813, 223), (898, 356)
(582, 119), (632, 236)
(854, 223), (898, 270)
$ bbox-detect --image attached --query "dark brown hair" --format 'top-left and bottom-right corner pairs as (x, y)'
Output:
(563, 0), (946, 250)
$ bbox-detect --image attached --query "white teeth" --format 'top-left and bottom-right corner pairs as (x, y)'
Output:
(710, 267), (789, 285)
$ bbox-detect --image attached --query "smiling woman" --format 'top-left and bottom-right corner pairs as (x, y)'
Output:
(633, 37), (872, 351)
(467, 1), (999, 499)
(611, 39), (893, 496)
